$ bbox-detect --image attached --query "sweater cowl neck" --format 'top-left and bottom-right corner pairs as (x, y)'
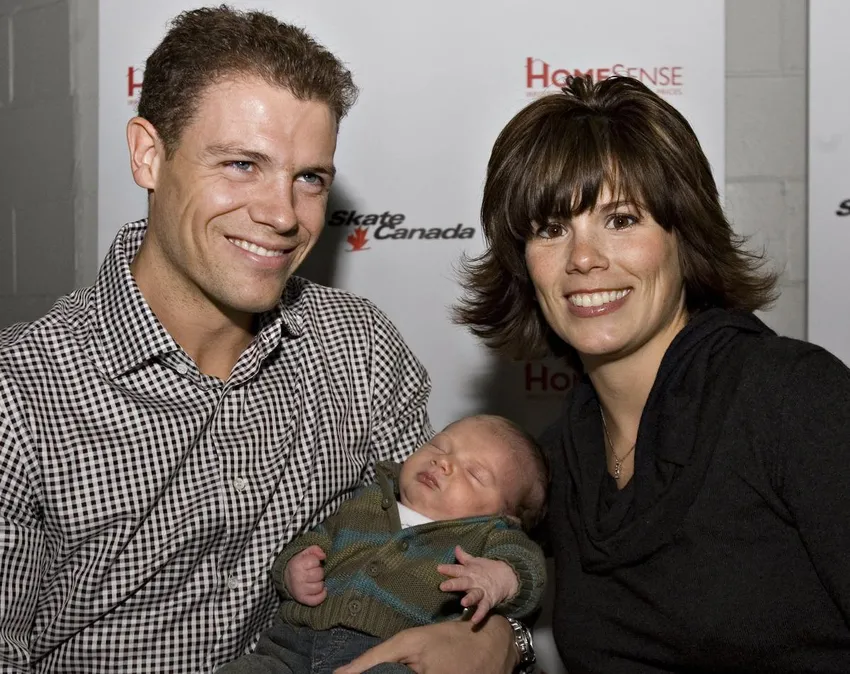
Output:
(561, 308), (774, 572)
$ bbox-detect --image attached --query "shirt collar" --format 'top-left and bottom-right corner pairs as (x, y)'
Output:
(93, 220), (304, 378)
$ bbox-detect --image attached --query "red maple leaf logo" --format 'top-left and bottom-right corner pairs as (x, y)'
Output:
(347, 226), (369, 251)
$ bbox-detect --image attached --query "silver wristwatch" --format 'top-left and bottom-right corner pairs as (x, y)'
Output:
(506, 617), (536, 673)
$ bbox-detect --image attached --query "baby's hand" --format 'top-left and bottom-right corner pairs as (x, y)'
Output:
(284, 544), (327, 606)
(437, 545), (519, 624)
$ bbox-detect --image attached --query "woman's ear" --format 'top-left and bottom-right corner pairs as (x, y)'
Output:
(126, 117), (164, 190)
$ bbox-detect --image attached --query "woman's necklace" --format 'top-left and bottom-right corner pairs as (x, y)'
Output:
(600, 409), (636, 480)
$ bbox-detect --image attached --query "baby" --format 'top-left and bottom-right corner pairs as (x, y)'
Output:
(221, 414), (548, 674)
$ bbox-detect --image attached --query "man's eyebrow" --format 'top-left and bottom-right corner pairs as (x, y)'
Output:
(203, 145), (336, 179)
(203, 144), (272, 165)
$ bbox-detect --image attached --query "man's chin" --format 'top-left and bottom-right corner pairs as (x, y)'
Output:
(213, 287), (287, 318)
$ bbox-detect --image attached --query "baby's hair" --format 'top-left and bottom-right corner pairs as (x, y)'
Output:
(465, 414), (550, 532)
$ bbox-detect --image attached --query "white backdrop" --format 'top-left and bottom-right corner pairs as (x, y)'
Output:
(99, 3), (724, 671)
(809, 0), (850, 366)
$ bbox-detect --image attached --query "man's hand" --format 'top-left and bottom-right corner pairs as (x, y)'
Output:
(284, 544), (327, 606)
(333, 615), (518, 674)
(437, 545), (519, 624)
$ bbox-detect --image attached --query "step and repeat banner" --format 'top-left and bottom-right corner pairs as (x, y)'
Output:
(100, 4), (724, 670)
(809, 0), (850, 367)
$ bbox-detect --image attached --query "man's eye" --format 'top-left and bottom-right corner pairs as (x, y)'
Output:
(298, 173), (324, 186)
(227, 161), (253, 172)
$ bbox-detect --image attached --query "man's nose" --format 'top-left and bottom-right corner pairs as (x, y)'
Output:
(248, 180), (299, 234)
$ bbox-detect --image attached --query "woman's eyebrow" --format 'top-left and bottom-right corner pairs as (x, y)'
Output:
(596, 199), (640, 214)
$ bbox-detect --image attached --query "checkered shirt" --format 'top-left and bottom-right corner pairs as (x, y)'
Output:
(0, 220), (433, 673)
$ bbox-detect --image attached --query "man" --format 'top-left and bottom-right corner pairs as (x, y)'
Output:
(0, 6), (524, 673)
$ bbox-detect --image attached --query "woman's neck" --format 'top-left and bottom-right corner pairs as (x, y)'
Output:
(583, 308), (689, 444)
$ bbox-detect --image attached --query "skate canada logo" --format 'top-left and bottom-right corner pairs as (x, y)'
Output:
(525, 57), (684, 97)
(328, 210), (476, 252)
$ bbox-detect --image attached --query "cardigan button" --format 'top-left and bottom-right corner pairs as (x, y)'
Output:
(367, 562), (380, 577)
(399, 540), (409, 552)
(348, 599), (362, 615)
(381, 497), (391, 509)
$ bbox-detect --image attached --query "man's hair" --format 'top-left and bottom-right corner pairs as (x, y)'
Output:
(454, 76), (777, 364)
(471, 415), (549, 532)
(137, 5), (358, 157)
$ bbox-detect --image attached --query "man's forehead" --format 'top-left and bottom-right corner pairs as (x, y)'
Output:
(194, 73), (335, 119)
(174, 77), (337, 162)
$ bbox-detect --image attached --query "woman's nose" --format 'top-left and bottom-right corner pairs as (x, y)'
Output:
(566, 227), (607, 274)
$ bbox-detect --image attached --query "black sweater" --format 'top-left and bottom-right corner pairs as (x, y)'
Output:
(544, 309), (850, 673)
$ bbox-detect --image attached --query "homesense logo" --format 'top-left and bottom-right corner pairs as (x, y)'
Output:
(526, 58), (684, 95)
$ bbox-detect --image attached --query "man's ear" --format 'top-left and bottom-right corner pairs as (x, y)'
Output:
(127, 117), (164, 190)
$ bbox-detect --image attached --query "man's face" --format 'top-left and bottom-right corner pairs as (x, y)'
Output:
(139, 76), (337, 317)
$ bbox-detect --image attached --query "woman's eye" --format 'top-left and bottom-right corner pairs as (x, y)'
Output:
(607, 213), (638, 229)
(536, 222), (565, 239)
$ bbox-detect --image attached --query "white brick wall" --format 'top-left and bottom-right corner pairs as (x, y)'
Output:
(726, 0), (808, 339)
(0, 1), (810, 338)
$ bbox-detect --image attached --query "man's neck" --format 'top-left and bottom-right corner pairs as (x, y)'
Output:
(157, 304), (255, 380)
(131, 242), (256, 380)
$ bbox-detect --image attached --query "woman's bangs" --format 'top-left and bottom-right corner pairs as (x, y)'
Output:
(507, 121), (637, 238)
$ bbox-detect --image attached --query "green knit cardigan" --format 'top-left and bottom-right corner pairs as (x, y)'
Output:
(271, 461), (546, 640)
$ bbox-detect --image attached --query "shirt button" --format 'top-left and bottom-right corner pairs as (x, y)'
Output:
(233, 477), (247, 492)
(348, 599), (361, 615)
(227, 575), (240, 590)
(176, 363), (189, 376)
(399, 540), (409, 552)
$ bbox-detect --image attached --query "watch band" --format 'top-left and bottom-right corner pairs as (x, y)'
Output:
(506, 617), (536, 673)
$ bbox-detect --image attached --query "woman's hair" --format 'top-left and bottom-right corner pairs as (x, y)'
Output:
(454, 76), (777, 361)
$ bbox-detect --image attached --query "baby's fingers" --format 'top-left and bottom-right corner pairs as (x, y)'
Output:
(437, 563), (465, 578)
(440, 576), (472, 593)
(300, 566), (325, 583)
(469, 600), (490, 625)
(454, 545), (476, 565)
(301, 587), (327, 607)
(460, 587), (484, 608)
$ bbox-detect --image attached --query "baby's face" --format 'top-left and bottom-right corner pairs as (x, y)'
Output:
(398, 417), (522, 521)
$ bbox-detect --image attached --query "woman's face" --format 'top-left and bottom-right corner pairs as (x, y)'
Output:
(524, 186), (688, 367)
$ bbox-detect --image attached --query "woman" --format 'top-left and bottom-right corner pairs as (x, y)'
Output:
(456, 75), (850, 673)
